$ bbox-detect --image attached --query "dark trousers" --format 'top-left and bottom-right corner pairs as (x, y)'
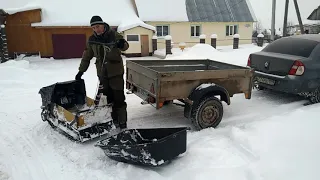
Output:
(98, 75), (127, 126)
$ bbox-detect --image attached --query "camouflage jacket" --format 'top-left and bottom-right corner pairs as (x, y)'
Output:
(78, 23), (129, 78)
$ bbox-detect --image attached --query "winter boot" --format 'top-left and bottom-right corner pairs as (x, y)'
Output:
(111, 111), (119, 128)
(116, 105), (127, 130)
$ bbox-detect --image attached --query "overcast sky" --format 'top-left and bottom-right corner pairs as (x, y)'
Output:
(1, 0), (319, 31)
(249, 0), (319, 30)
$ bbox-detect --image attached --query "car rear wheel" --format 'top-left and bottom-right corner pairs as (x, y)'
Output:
(253, 77), (265, 91)
(310, 87), (320, 103)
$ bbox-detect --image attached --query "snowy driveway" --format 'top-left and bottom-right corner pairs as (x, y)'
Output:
(0, 51), (319, 180)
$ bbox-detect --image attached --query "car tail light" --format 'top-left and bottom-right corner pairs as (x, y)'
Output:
(247, 55), (251, 67)
(288, 60), (305, 76)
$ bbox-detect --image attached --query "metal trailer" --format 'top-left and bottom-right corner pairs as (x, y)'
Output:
(126, 59), (254, 130)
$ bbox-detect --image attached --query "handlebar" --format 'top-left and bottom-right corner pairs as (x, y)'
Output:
(88, 41), (117, 47)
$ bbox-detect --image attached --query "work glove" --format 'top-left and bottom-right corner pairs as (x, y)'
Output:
(116, 39), (126, 49)
(75, 71), (83, 80)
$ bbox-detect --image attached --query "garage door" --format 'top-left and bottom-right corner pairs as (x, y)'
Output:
(52, 34), (86, 59)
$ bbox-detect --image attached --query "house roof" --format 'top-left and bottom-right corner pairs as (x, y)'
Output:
(186, 0), (256, 22)
(3, 0), (155, 32)
(307, 6), (320, 20)
(291, 19), (320, 27)
(134, 0), (189, 22)
(134, 0), (256, 22)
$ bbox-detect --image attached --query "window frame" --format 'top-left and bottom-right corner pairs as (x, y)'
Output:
(156, 25), (170, 37)
(126, 34), (140, 43)
(191, 25), (201, 37)
(226, 24), (239, 36)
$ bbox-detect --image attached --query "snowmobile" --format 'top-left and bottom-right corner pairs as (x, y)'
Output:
(38, 41), (119, 142)
(39, 79), (115, 142)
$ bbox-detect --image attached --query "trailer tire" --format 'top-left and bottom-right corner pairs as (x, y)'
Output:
(190, 96), (223, 130)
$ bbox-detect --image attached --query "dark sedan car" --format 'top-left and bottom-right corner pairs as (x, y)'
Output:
(247, 34), (320, 103)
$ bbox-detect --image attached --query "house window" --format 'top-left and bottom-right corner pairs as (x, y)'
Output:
(156, 25), (169, 37)
(127, 35), (139, 42)
(226, 25), (238, 36)
(191, 25), (201, 37)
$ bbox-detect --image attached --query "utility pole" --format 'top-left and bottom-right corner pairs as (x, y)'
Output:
(283, 0), (289, 37)
(293, 0), (304, 34)
(271, 0), (276, 41)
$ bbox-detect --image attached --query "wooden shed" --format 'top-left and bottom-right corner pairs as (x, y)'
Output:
(2, 1), (156, 59)
(4, 9), (112, 59)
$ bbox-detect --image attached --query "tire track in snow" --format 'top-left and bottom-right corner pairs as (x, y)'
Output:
(127, 99), (190, 128)
(153, 128), (262, 179)
(0, 118), (50, 180)
(220, 100), (307, 128)
(220, 89), (308, 128)
(0, 113), (90, 180)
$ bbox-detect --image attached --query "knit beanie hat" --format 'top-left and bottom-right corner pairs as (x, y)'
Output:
(90, 15), (104, 26)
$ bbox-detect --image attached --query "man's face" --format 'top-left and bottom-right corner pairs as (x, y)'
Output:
(92, 24), (105, 35)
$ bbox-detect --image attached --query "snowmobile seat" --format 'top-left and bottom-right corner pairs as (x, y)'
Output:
(95, 127), (189, 166)
(39, 79), (87, 110)
(39, 79), (114, 142)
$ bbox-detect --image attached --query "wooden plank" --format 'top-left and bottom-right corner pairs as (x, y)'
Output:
(159, 69), (253, 81)
(126, 60), (159, 80)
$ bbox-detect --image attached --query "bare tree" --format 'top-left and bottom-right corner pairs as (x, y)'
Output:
(286, 21), (295, 35)
(316, 22), (320, 34)
(254, 20), (263, 34)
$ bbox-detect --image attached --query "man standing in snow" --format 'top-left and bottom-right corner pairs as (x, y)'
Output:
(75, 15), (129, 129)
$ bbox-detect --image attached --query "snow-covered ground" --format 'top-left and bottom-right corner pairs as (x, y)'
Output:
(1, 44), (320, 180)
(155, 43), (266, 67)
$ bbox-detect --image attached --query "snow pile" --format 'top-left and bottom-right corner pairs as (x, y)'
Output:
(170, 104), (320, 179)
(134, 0), (189, 21)
(211, 34), (217, 38)
(233, 34), (240, 38)
(227, 104), (320, 180)
(117, 17), (156, 32)
(165, 43), (266, 67)
(0, 59), (30, 69)
(0, 60), (32, 87)
(166, 44), (228, 61)
(199, 34), (206, 39)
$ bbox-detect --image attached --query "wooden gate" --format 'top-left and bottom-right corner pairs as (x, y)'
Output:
(52, 34), (86, 59)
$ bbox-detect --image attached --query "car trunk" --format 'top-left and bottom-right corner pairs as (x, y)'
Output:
(250, 51), (305, 76)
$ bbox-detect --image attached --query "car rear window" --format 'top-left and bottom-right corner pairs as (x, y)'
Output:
(262, 37), (319, 58)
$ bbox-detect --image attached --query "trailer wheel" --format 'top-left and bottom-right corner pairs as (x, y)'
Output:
(190, 96), (223, 130)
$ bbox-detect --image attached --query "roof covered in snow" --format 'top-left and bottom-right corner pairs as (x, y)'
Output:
(117, 17), (156, 32)
(134, 0), (256, 22)
(134, 0), (189, 21)
(3, 3), (41, 15)
(3, 0), (155, 31)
